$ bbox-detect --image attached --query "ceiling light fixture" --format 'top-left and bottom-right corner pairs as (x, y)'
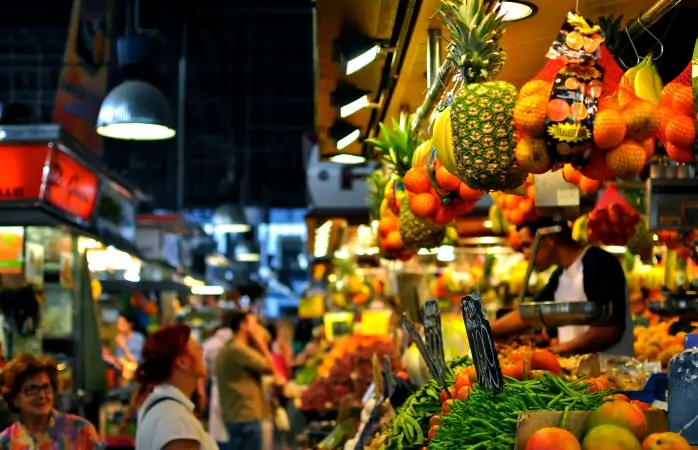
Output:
(328, 153), (366, 164)
(334, 32), (385, 76)
(497, 1), (537, 22)
(97, 80), (176, 140)
(212, 204), (250, 233)
(330, 120), (362, 151)
(331, 82), (372, 118)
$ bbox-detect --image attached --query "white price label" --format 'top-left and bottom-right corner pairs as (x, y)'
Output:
(556, 189), (580, 206)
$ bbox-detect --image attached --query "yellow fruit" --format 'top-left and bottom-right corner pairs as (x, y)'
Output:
(432, 107), (458, 176)
(515, 136), (551, 174)
(605, 139), (646, 180)
(514, 94), (547, 137)
(520, 80), (552, 98)
(593, 109), (627, 150)
(412, 139), (433, 167)
(622, 101), (660, 141)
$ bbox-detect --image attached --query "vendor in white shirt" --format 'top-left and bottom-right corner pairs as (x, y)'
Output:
(491, 218), (634, 356)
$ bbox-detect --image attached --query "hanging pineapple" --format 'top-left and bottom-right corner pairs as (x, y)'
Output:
(366, 118), (446, 251)
(432, 0), (526, 192)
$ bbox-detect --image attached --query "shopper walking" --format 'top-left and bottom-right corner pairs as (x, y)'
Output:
(0, 352), (103, 449)
(202, 312), (234, 450)
(216, 311), (284, 450)
(134, 324), (217, 450)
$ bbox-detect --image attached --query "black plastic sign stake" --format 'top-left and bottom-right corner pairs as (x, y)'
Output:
(382, 355), (393, 400)
(400, 313), (450, 396)
(422, 299), (447, 377)
(461, 292), (504, 393)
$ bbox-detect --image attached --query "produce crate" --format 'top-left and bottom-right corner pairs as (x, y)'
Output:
(515, 410), (667, 449)
(618, 372), (668, 404)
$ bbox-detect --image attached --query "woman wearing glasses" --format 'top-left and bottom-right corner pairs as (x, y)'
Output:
(0, 353), (102, 449)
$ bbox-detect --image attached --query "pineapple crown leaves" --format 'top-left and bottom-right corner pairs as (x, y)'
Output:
(438, 0), (508, 84)
(597, 14), (623, 56)
(365, 169), (390, 218)
(365, 117), (422, 177)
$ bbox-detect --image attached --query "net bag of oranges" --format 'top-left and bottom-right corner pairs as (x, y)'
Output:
(586, 184), (641, 246)
(489, 175), (537, 228)
(657, 63), (696, 163)
(402, 149), (486, 226)
(513, 11), (657, 181)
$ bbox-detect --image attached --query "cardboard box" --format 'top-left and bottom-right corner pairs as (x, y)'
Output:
(515, 410), (667, 449)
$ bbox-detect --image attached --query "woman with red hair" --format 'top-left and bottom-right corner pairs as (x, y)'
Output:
(134, 324), (216, 450)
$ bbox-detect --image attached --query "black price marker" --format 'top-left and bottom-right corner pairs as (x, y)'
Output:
(422, 299), (447, 377)
(400, 313), (450, 396)
(382, 355), (393, 400)
(461, 292), (504, 393)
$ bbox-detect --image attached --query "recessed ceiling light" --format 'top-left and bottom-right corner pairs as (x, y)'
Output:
(497, 1), (537, 22)
(329, 153), (366, 164)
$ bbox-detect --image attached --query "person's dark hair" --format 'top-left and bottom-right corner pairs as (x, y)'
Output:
(0, 353), (58, 413)
(266, 323), (278, 342)
(516, 217), (577, 245)
(228, 310), (251, 333)
(134, 324), (191, 398)
(120, 311), (137, 327)
(220, 310), (236, 330)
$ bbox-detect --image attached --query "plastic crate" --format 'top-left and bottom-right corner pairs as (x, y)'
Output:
(618, 372), (668, 403)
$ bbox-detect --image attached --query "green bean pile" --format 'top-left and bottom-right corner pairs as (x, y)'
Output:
(386, 356), (472, 450)
(429, 373), (608, 450)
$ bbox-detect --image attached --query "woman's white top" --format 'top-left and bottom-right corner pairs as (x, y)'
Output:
(202, 328), (233, 442)
(135, 384), (218, 450)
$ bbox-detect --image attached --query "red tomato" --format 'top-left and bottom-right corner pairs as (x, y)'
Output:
(501, 361), (530, 381)
(530, 349), (562, 375)
(429, 415), (440, 427)
(428, 425), (440, 440)
(441, 399), (454, 415)
(457, 386), (470, 401)
(462, 366), (477, 384)
(605, 394), (630, 402)
(631, 400), (650, 410)
(439, 387), (456, 404)
(455, 373), (472, 393)
(507, 350), (529, 364)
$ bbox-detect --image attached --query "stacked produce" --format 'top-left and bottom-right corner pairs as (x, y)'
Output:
(368, 170), (414, 260)
(562, 164), (603, 195)
(634, 320), (685, 367)
(368, 120), (446, 251)
(657, 63), (696, 163)
(513, 13), (659, 182)
(585, 184), (640, 246)
(300, 335), (394, 411)
(490, 175), (537, 227)
(402, 149), (484, 226)
(432, 0), (526, 192)
(318, 334), (392, 378)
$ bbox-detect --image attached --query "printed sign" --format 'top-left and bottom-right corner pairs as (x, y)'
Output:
(422, 300), (447, 376)
(0, 145), (50, 201)
(45, 149), (99, 221)
(461, 292), (504, 393)
(0, 227), (25, 274)
(401, 313), (450, 395)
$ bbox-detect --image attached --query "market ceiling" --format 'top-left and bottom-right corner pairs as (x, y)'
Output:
(316, 0), (696, 161)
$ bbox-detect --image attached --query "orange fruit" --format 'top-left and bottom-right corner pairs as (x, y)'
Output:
(639, 137), (656, 163)
(515, 136), (552, 174)
(593, 109), (627, 150)
(508, 208), (525, 226)
(659, 107), (677, 135)
(514, 94), (547, 137)
(435, 165), (462, 191)
(665, 143), (694, 164)
(581, 150), (615, 181)
(384, 231), (404, 251)
(409, 193), (438, 218)
(622, 100), (660, 140)
(579, 176), (602, 194)
(526, 184), (535, 199)
(518, 198), (534, 215)
(433, 206), (456, 226)
(672, 85), (694, 116)
(598, 96), (620, 111)
(562, 164), (582, 185)
(403, 168), (431, 194)
(504, 194), (520, 209)
(605, 139), (647, 180)
(547, 99), (571, 122)
(665, 115), (695, 148)
(660, 82), (681, 108)
(458, 184), (485, 201)
(570, 102), (589, 121)
(519, 80), (552, 98)
(378, 215), (398, 237)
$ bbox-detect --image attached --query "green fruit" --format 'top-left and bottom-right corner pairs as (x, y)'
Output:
(398, 200), (445, 250)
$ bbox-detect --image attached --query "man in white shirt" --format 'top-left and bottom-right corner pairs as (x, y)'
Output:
(202, 312), (234, 449)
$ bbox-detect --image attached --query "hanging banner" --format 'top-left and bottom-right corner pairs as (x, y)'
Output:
(45, 149), (100, 221)
(0, 227), (25, 274)
(52, 0), (113, 156)
(0, 146), (50, 200)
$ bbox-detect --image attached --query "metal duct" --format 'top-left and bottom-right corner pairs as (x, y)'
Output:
(426, 28), (442, 89)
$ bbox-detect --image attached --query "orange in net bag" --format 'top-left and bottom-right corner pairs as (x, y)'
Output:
(586, 184), (641, 246)
(489, 175), (538, 227)
(513, 11), (657, 182)
(657, 63), (696, 163)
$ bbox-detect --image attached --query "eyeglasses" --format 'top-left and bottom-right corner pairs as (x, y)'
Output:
(23, 383), (53, 397)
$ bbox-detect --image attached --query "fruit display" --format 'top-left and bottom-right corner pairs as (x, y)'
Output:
(585, 184), (640, 246)
(633, 319), (686, 367)
(370, 170), (416, 260)
(317, 334), (392, 379)
(490, 175), (537, 227)
(402, 150), (485, 226)
(431, 0), (526, 192)
(513, 14), (658, 182)
(300, 336), (394, 411)
(657, 63), (696, 163)
(385, 356), (472, 449)
(367, 120), (447, 251)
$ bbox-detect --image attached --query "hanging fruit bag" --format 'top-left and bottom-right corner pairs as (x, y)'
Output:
(657, 63), (696, 163)
(489, 175), (538, 227)
(586, 184), (641, 246)
(513, 11), (658, 182)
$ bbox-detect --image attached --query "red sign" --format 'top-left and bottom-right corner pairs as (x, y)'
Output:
(0, 145), (50, 200)
(45, 150), (99, 221)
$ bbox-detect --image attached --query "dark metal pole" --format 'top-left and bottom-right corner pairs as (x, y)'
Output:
(426, 28), (442, 90)
(176, 19), (188, 212)
(624, 0), (683, 39)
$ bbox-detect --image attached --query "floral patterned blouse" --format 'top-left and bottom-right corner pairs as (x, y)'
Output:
(0, 410), (104, 450)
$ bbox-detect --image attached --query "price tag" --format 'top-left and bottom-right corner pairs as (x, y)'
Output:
(422, 300), (447, 377)
(400, 313), (450, 396)
(298, 296), (325, 318)
(556, 188), (580, 207)
(382, 355), (394, 400)
(461, 292), (504, 393)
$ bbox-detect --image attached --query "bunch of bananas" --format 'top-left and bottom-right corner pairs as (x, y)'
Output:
(622, 54), (663, 106)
